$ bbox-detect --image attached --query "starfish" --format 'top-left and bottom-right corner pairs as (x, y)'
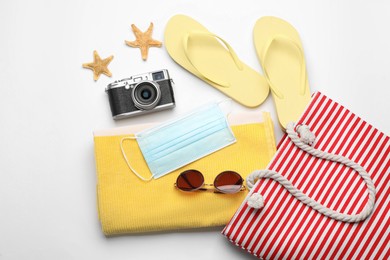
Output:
(125, 23), (162, 60)
(82, 50), (113, 81)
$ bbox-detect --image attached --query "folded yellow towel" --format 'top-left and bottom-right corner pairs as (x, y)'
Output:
(94, 112), (276, 235)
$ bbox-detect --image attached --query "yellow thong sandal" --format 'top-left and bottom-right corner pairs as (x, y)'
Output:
(254, 16), (311, 129)
(165, 14), (269, 108)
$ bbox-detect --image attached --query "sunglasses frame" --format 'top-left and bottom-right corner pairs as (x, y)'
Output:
(174, 169), (246, 194)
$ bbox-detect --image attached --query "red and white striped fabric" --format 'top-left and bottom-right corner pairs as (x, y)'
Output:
(222, 92), (389, 260)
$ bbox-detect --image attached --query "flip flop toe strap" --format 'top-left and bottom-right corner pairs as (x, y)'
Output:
(182, 31), (243, 88)
(262, 35), (307, 99)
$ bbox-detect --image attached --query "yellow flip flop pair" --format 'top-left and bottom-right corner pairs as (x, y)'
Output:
(165, 15), (311, 130)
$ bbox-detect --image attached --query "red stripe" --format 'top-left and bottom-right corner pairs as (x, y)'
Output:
(299, 103), (343, 194)
(302, 132), (383, 259)
(345, 185), (389, 260)
(372, 225), (390, 260)
(343, 158), (390, 259)
(245, 188), (297, 251)
(319, 106), (349, 149)
(263, 201), (307, 258)
(365, 136), (390, 175)
(296, 92), (323, 127)
(223, 121), (295, 238)
(223, 93), (389, 260)
(234, 101), (325, 246)
(302, 129), (380, 254)
(264, 98), (348, 258)
(303, 94), (327, 125)
(233, 143), (298, 244)
(241, 144), (303, 247)
(287, 213), (324, 260)
(371, 141), (390, 179)
(290, 155), (354, 259)
(315, 120), (365, 210)
(322, 141), (388, 260)
(239, 180), (278, 247)
(288, 122), (382, 259)
(221, 94), (319, 238)
(291, 163), (343, 259)
(318, 173), (387, 260)
(224, 111), (308, 239)
(313, 104), (345, 148)
(247, 135), (328, 253)
(326, 141), (389, 260)
(277, 134), (288, 149)
(342, 172), (367, 215)
(337, 127), (376, 214)
(329, 125), (374, 213)
(312, 108), (351, 205)
(312, 101), (338, 141)
(255, 152), (320, 256)
(233, 168), (290, 244)
(335, 116), (362, 156)
(327, 112), (355, 153)
(282, 116), (376, 259)
(347, 123), (373, 167)
(264, 99), (342, 259)
(355, 201), (390, 260)
(309, 116), (366, 204)
(300, 107), (350, 200)
(279, 144), (306, 178)
(290, 111), (386, 259)
(250, 145), (318, 253)
(287, 107), (352, 260)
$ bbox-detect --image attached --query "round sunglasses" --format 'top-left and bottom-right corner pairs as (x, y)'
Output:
(174, 170), (246, 194)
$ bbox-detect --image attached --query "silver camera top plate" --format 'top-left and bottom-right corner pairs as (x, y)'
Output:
(106, 69), (170, 91)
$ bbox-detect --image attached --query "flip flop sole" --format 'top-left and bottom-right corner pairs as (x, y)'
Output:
(254, 16), (311, 128)
(165, 14), (269, 108)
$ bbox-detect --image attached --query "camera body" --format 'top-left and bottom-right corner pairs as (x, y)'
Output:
(106, 69), (175, 120)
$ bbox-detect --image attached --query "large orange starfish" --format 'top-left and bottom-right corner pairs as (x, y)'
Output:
(82, 50), (113, 81)
(125, 23), (162, 60)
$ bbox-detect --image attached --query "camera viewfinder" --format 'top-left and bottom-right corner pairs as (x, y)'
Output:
(152, 71), (164, 81)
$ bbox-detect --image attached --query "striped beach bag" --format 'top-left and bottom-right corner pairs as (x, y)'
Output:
(222, 92), (389, 260)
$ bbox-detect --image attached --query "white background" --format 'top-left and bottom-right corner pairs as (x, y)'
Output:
(0, 0), (389, 259)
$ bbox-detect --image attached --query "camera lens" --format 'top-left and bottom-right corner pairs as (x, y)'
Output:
(141, 89), (152, 100)
(132, 81), (161, 110)
(136, 84), (157, 103)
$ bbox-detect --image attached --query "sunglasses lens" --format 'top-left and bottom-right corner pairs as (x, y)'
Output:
(176, 170), (204, 191)
(214, 171), (243, 194)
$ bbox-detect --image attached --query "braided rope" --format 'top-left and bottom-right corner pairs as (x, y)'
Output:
(246, 122), (376, 223)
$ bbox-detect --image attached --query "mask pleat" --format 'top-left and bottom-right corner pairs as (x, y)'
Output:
(145, 118), (227, 161)
(143, 117), (225, 158)
(137, 104), (223, 151)
(148, 125), (235, 178)
(135, 102), (236, 179)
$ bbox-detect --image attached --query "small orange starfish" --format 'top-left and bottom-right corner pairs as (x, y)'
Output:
(82, 50), (113, 81)
(125, 23), (162, 60)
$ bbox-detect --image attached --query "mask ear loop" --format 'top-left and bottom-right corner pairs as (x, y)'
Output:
(217, 99), (233, 116)
(217, 98), (233, 121)
(217, 99), (235, 135)
(120, 136), (153, 182)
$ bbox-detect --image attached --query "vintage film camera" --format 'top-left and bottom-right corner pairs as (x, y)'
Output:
(106, 69), (175, 120)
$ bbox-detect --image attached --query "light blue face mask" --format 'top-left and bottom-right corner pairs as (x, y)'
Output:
(120, 101), (236, 181)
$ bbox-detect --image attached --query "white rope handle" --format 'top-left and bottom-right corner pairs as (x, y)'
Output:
(246, 122), (376, 223)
